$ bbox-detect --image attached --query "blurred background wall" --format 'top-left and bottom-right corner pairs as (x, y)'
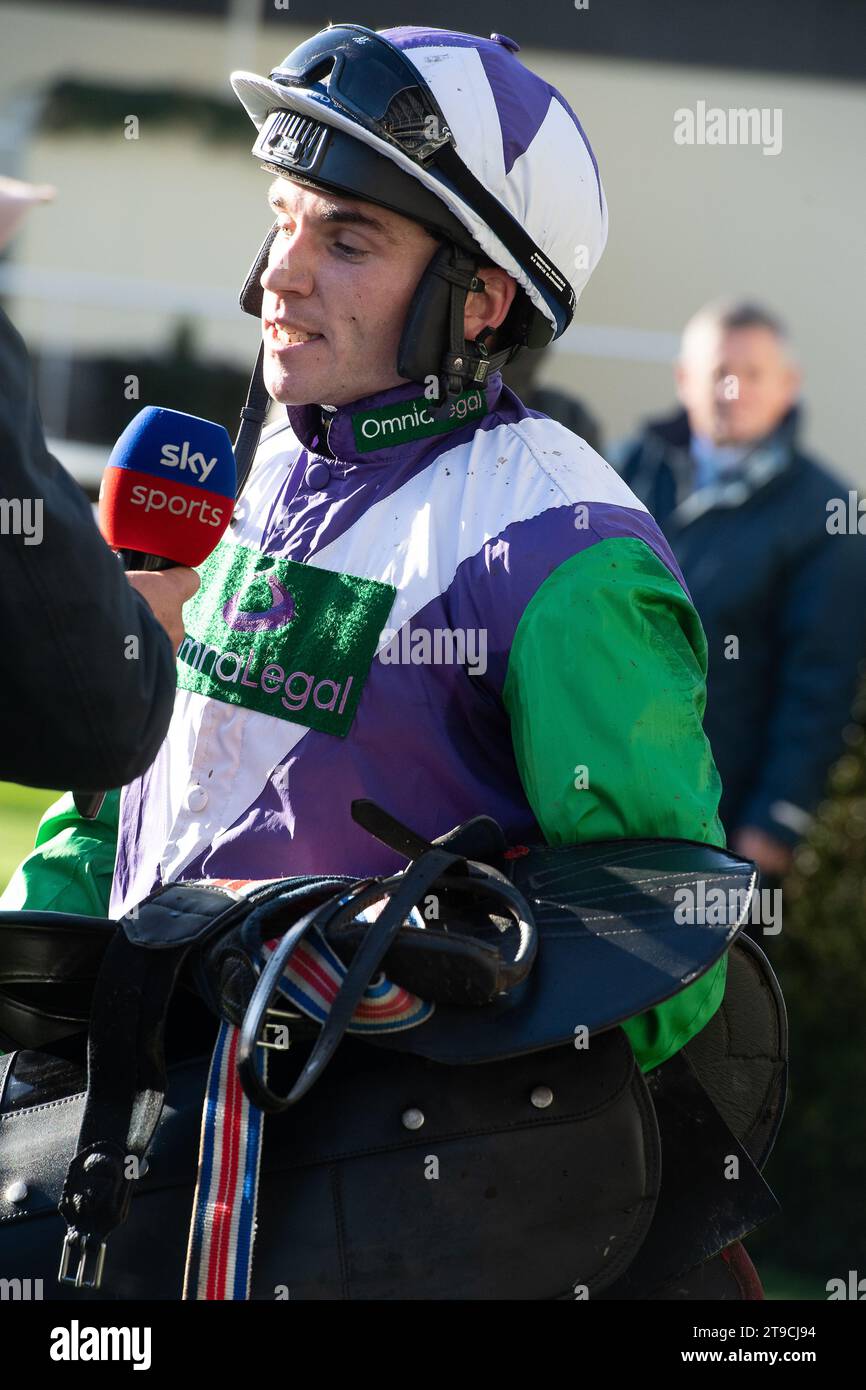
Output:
(1, 0), (864, 484)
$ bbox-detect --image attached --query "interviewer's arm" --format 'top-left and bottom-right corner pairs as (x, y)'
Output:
(0, 307), (181, 790)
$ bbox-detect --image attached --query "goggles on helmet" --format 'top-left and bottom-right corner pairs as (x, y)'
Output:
(268, 23), (454, 165)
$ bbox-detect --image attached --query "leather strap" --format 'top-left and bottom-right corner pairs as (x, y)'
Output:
(57, 930), (187, 1286)
(233, 341), (270, 499)
(351, 797), (507, 864)
(237, 850), (464, 1112)
(56, 881), (275, 1289)
(351, 798), (434, 859)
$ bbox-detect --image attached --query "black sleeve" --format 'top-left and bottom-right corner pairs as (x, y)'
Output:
(0, 307), (176, 791)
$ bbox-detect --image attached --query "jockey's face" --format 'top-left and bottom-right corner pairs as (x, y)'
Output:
(259, 176), (441, 407)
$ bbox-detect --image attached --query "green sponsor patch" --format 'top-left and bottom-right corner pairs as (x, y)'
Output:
(176, 542), (396, 737)
(351, 388), (485, 454)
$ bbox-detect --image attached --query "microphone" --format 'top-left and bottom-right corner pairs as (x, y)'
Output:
(98, 407), (236, 571)
(74, 409), (237, 819)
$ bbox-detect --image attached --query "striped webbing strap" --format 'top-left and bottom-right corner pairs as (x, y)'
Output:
(183, 916), (432, 1299)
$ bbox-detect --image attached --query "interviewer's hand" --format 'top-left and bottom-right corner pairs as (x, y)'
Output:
(730, 826), (795, 879)
(127, 567), (200, 654)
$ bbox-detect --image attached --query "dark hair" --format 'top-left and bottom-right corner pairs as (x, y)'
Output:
(681, 299), (794, 361)
(715, 301), (788, 339)
(694, 299), (789, 341)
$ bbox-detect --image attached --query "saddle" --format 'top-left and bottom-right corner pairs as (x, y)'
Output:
(0, 801), (787, 1301)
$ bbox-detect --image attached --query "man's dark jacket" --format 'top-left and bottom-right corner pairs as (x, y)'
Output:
(615, 406), (866, 846)
(0, 308), (175, 790)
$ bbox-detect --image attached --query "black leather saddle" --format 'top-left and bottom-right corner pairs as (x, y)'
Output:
(0, 801), (787, 1301)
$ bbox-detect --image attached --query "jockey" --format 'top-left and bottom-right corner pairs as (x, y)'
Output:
(2, 25), (728, 1074)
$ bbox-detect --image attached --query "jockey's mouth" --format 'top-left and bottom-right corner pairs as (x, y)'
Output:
(265, 317), (325, 348)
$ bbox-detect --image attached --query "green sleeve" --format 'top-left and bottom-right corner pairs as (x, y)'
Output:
(502, 537), (728, 1073)
(0, 789), (120, 917)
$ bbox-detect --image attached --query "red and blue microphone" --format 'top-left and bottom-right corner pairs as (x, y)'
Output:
(98, 407), (237, 571)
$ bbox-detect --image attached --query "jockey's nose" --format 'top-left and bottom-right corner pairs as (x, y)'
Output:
(260, 225), (316, 299)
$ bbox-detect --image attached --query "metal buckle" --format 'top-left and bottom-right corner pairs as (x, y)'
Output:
(58, 1230), (107, 1290)
(257, 1007), (298, 1052)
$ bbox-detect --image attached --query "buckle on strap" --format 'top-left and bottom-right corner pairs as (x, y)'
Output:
(58, 1231), (107, 1290)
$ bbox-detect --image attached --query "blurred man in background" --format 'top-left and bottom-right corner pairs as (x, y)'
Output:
(614, 300), (866, 886)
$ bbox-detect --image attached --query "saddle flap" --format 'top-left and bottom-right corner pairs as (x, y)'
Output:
(0, 1032), (662, 1301)
(681, 932), (788, 1165)
(0, 911), (114, 988)
(599, 1048), (781, 1299)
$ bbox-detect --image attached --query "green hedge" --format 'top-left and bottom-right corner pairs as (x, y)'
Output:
(40, 79), (250, 144)
(749, 673), (866, 1282)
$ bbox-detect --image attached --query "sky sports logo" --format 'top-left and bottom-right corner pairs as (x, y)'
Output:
(130, 439), (223, 524)
(99, 437), (229, 524)
(157, 440), (220, 484)
(128, 484), (226, 526)
(99, 409), (236, 566)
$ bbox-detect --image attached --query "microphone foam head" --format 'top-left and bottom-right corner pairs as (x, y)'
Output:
(99, 407), (237, 566)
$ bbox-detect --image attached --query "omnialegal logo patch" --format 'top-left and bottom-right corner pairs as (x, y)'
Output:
(177, 542), (395, 736)
(351, 388), (485, 454)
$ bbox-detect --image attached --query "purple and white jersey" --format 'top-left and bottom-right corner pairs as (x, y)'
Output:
(110, 372), (666, 917)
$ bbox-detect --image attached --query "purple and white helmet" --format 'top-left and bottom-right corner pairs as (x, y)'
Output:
(231, 24), (608, 347)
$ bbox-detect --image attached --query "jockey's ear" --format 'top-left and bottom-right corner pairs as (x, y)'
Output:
(464, 265), (517, 343)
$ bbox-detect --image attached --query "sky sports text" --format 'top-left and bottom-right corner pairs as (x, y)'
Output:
(128, 484), (227, 525)
(158, 440), (220, 483)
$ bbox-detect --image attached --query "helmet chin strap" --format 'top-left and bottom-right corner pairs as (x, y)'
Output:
(396, 241), (517, 414)
(233, 341), (271, 500)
